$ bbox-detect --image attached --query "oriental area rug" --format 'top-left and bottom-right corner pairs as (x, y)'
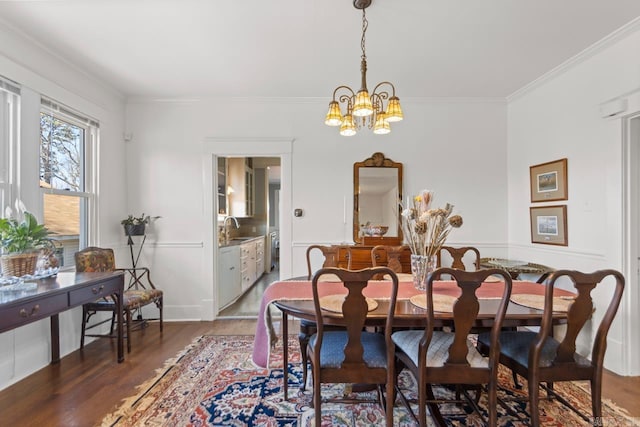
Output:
(101, 335), (636, 426)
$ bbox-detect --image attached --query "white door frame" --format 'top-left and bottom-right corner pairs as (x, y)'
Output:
(202, 137), (293, 317)
(622, 112), (640, 375)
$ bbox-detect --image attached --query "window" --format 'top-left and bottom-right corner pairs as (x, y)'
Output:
(40, 99), (98, 267)
(0, 76), (20, 216)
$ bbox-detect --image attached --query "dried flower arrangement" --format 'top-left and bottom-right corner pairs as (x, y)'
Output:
(400, 189), (463, 258)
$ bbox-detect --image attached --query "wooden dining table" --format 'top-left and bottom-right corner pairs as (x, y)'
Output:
(251, 278), (575, 388)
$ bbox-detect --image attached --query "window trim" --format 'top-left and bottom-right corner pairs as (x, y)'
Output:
(39, 100), (98, 260)
(0, 78), (20, 216)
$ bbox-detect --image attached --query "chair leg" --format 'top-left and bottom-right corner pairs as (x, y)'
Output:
(385, 379), (394, 427)
(591, 377), (602, 419)
(109, 310), (116, 335)
(528, 375), (540, 427)
(298, 331), (310, 391)
(426, 384), (446, 427)
(418, 371), (428, 427)
(158, 297), (163, 332)
(125, 309), (132, 353)
(512, 369), (522, 389)
(312, 365), (321, 425)
(487, 380), (497, 427)
(80, 306), (88, 348)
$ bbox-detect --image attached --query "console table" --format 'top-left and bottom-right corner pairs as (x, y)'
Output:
(0, 271), (125, 363)
(479, 258), (554, 283)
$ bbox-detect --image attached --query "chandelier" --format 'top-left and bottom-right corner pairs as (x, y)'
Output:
(324, 0), (403, 136)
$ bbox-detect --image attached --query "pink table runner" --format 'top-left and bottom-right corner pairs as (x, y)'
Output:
(251, 279), (572, 368)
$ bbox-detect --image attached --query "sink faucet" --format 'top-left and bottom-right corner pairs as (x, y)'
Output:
(222, 216), (240, 244)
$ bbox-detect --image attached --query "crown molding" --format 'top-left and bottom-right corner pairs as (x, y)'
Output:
(507, 17), (640, 102)
(125, 95), (507, 105)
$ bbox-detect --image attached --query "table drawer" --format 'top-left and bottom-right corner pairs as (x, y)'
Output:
(0, 293), (68, 331)
(69, 281), (119, 306)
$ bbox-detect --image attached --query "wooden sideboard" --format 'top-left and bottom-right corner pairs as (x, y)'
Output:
(0, 271), (125, 363)
(335, 242), (411, 273)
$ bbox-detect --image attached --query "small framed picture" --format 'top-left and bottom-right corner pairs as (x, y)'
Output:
(530, 158), (568, 202)
(530, 205), (567, 246)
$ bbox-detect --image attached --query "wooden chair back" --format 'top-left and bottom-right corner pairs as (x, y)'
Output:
(306, 245), (349, 279)
(371, 245), (412, 273)
(392, 267), (512, 426)
(309, 266), (398, 426)
(310, 267), (398, 371)
(536, 269), (624, 372)
(424, 268), (511, 377)
(75, 247), (116, 272)
(437, 246), (481, 271)
(476, 269), (625, 424)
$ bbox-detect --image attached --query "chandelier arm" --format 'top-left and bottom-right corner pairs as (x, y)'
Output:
(370, 93), (385, 113)
(371, 81), (397, 97)
(332, 85), (355, 101)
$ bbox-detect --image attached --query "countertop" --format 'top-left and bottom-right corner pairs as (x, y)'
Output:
(219, 235), (264, 248)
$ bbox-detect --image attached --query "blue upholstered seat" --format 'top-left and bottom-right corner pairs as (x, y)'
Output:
(393, 330), (488, 369)
(477, 330), (591, 369)
(309, 330), (387, 368)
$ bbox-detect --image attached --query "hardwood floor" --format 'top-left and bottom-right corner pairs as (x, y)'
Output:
(0, 320), (255, 427)
(1, 318), (639, 425)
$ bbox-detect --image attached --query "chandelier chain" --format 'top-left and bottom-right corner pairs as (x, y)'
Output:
(361, 8), (368, 61)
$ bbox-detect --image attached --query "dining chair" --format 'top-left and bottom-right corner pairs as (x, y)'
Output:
(392, 267), (513, 427)
(75, 246), (163, 352)
(476, 269), (625, 425)
(299, 244), (350, 390)
(437, 245), (481, 271)
(308, 266), (399, 427)
(305, 244), (350, 279)
(371, 244), (412, 273)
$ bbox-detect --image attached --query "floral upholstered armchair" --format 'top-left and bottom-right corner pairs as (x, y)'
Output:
(75, 246), (163, 352)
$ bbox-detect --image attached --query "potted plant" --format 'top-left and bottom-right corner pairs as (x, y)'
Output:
(121, 214), (150, 236)
(0, 201), (53, 277)
(120, 213), (160, 237)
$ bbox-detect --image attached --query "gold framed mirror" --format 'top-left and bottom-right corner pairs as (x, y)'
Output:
(353, 152), (403, 244)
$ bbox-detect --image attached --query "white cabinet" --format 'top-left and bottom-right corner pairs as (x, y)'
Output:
(240, 236), (265, 292)
(228, 158), (254, 217)
(219, 236), (265, 311)
(240, 240), (257, 292)
(256, 238), (265, 276)
(217, 157), (227, 216)
(218, 245), (241, 308)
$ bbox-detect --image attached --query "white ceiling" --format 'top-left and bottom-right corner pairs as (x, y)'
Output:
(1, 0), (640, 99)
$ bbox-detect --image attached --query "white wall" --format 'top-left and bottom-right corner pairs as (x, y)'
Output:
(507, 26), (640, 374)
(124, 97), (509, 321)
(0, 24), (127, 389)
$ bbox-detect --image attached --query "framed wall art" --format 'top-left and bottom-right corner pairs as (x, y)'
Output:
(529, 158), (568, 202)
(530, 205), (567, 246)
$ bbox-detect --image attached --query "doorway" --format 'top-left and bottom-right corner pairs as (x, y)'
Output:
(624, 114), (640, 375)
(217, 156), (281, 318)
(201, 137), (293, 320)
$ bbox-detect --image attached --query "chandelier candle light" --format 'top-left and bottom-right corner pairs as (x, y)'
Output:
(324, 0), (403, 136)
(400, 190), (463, 290)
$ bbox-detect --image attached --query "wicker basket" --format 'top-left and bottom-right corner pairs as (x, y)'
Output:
(0, 252), (39, 277)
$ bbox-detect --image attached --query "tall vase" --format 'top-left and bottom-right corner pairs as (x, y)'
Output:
(411, 254), (438, 291)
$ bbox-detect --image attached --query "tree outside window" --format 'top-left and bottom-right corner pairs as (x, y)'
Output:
(39, 110), (93, 267)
